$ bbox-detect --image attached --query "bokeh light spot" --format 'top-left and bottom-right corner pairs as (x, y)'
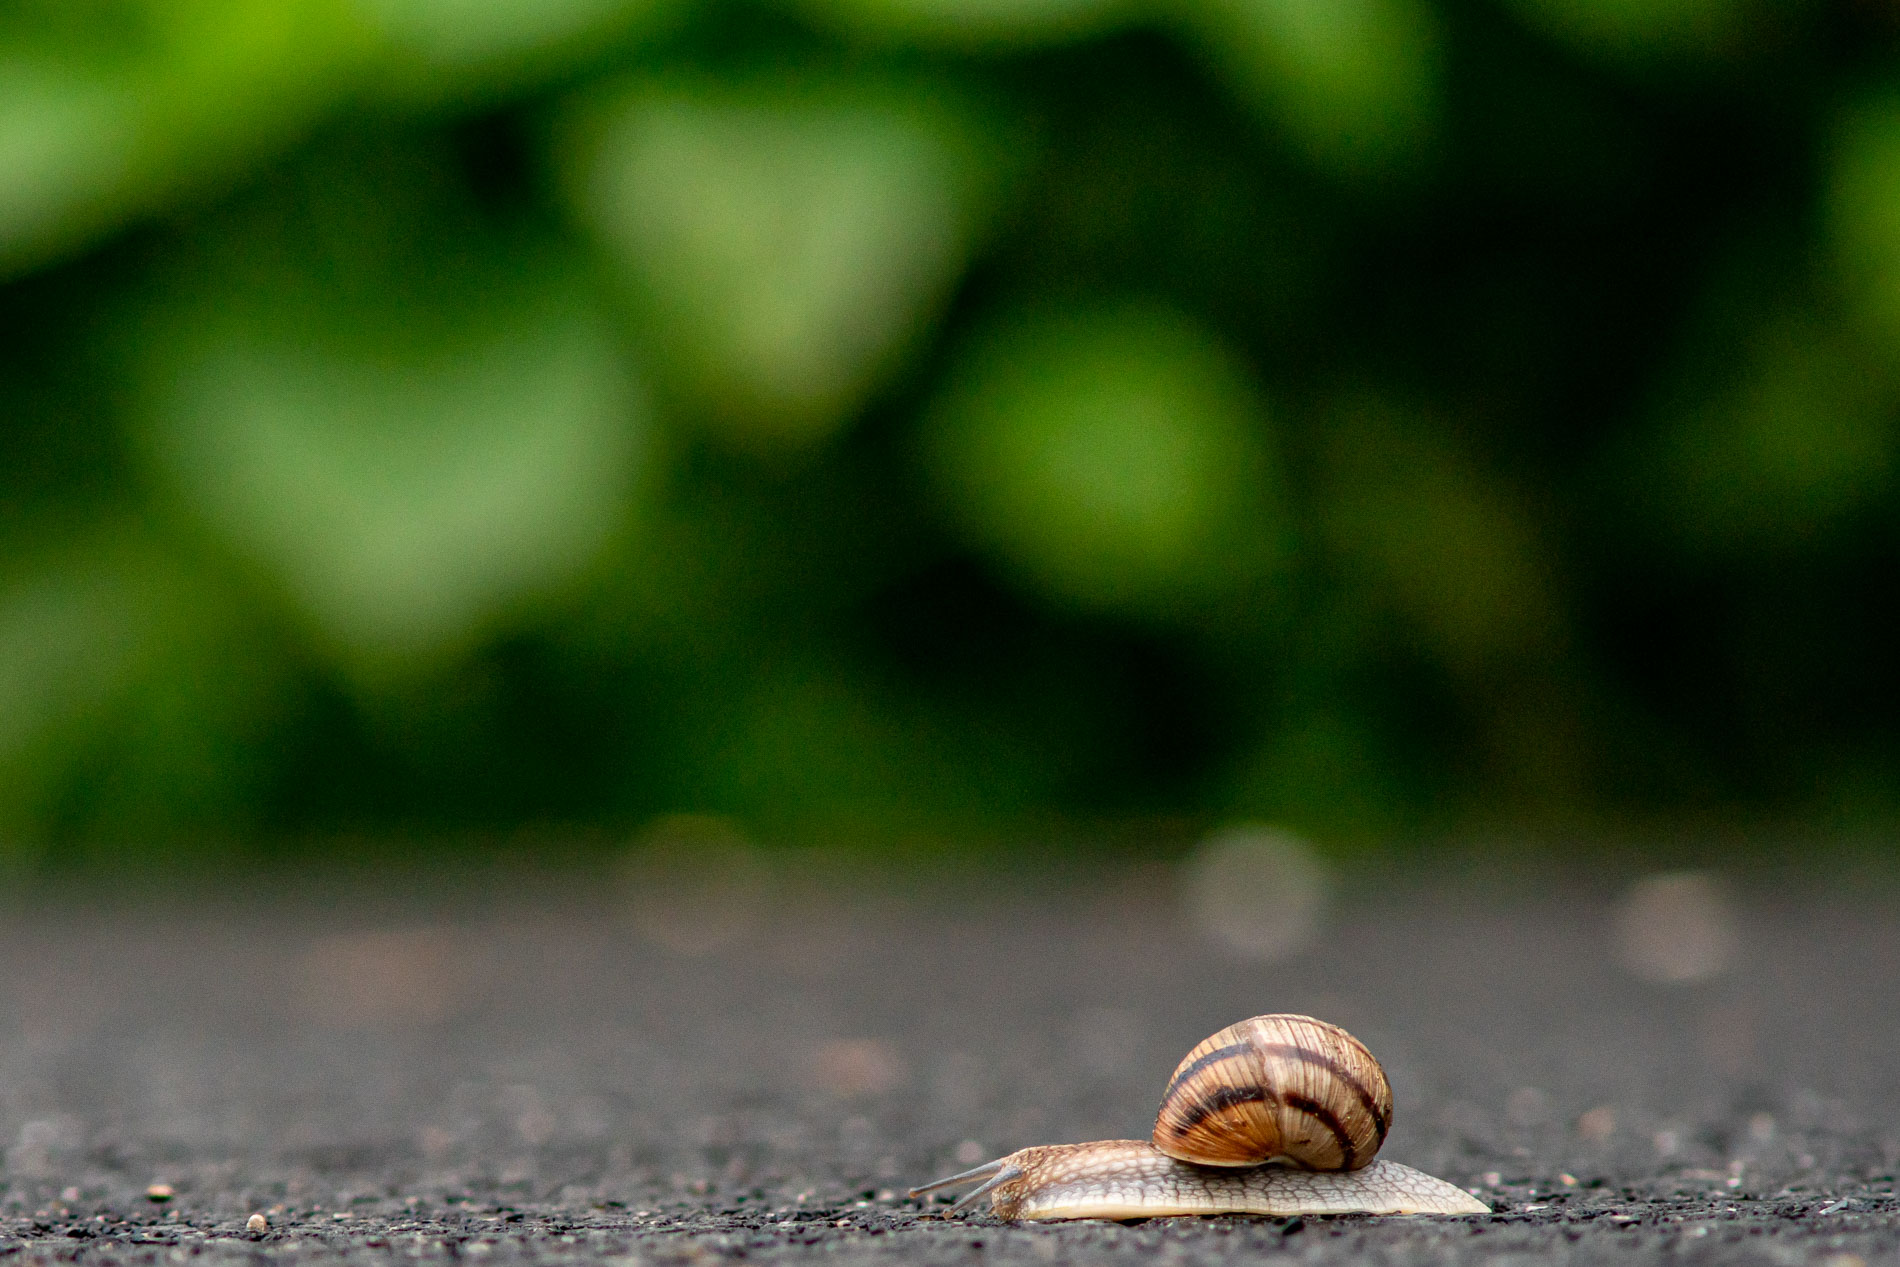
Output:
(1577, 1105), (1616, 1142)
(810, 1038), (907, 1097)
(1180, 823), (1328, 962)
(1610, 870), (1740, 985)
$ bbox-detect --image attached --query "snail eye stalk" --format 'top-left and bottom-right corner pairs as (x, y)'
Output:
(908, 1158), (1023, 1216)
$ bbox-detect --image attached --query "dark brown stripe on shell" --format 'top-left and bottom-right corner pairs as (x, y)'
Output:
(1252, 1041), (1389, 1143)
(1160, 1042), (1256, 1103)
(1162, 1083), (1270, 1135)
(1283, 1092), (1356, 1170)
(1162, 1084), (1358, 1170)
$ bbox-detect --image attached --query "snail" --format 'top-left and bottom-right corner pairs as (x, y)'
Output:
(911, 1013), (1489, 1221)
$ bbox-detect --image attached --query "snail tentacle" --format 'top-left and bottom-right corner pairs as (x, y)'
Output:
(908, 1159), (1024, 1215)
(908, 1159), (1005, 1196)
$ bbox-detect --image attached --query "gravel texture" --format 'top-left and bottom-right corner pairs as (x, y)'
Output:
(1, 858), (1896, 1264)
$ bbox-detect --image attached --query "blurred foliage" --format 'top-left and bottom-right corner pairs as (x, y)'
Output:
(128, 132), (646, 672)
(3, 0), (1900, 867)
(1176, 0), (1442, 179)
(559, 69), (1005, 447)
(921, 299), (1283, 615)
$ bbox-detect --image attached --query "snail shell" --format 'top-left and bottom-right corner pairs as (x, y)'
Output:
(1152, 1013), (1391, 1171)
(911, 1013), (1484, 1221)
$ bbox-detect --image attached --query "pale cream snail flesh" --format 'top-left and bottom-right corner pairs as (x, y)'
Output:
(911, 1013), (1489, 1221)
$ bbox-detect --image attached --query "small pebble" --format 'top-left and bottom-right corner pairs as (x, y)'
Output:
(1560, 1173), (1577, 1187)
(60, 1187), (81, 1203)
(246, 1214), (268, 1236)
(1482, 1171), (1502, 1187)
(146, 1184), (175, 1202)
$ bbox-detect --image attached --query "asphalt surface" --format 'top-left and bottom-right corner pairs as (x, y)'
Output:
(2, 856), (1897, 1265)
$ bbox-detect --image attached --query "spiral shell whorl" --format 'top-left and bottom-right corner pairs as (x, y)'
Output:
(1151, 1014), (1392, 1171)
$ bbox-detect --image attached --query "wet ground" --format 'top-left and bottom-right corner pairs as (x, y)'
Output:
(1, 855), (1897, 1264)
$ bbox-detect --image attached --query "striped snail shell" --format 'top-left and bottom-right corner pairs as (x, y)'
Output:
(911, 1012), (1485, 1220)
(1152, 1013), (1392, 1171)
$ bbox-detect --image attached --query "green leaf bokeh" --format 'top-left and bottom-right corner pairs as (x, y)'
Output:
(4, 0), (1900, 866)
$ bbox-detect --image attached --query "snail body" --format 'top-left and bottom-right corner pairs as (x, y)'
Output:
(915, 1142), (1486, 1221)
(912, 1013), (1487, 1221)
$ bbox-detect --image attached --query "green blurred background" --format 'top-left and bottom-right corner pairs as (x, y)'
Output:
(4, 0), (1898, 871)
